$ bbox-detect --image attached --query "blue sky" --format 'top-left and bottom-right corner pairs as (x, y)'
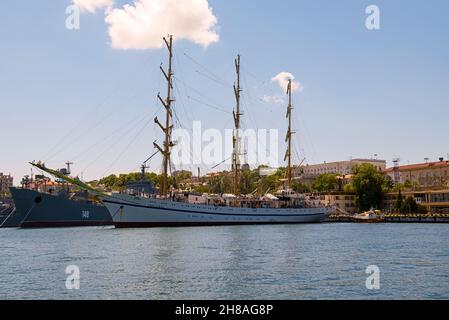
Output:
(1, 0), (449, 183)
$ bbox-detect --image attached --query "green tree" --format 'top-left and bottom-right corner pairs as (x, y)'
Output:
(352, 163), (388, 211)
(240, 169), (259, 194)
(343, 183), (355, 193)
(312, 174), (338, 193)
(98, 172), (159, 191)
(292, 181), (311, 193)
(401, 196), (418, 214)
(393, 188), (404, 213)
(174, 171), (192, 182)
(263, 168), (286, 194)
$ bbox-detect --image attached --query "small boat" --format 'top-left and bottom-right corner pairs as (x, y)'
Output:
(352, 209), (384, 223)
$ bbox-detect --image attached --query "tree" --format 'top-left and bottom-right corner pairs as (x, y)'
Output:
(352, 163), (388, 211)
(400, 197), (427, 214)
(240, 169), (259, 194)
(292, 181), (311, 193)
(312, 174), (338, 193)
(174, 171), (192, 182)
(385, 175), (394, 191)
(98, 172), (158, 191)
(343, 183), (355, 193)
(401, 196), (418, 214)
(393, 188), (404, 213)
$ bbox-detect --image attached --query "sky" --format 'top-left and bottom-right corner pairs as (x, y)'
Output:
(1, 0), (449, 184)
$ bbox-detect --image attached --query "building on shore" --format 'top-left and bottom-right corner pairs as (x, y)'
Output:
(297, 159), (386, 178)
(385, 158), (449, 188)
(318, 188), (449, 215)
(384, 189), (449, 214)
(319, 193), (358, 214)
(295, 158), (386, 188)
(0, 173), (13, 197)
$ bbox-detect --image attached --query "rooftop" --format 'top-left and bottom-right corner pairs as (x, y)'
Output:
(385, 160), (449, 173)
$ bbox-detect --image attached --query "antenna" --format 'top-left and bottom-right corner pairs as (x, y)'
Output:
(65, 161), (73, 175)
(393, 158), (400, 184)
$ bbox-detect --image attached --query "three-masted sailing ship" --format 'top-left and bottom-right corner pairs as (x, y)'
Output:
(94, 35), (332, 227)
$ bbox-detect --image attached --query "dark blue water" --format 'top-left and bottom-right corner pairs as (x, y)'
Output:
(1, 224), (448, 299)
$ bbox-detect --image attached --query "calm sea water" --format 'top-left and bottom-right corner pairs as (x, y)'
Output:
(0, 223), (448, 300)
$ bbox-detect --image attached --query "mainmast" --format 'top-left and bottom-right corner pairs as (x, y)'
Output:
(232, 55), (242, 195)
(284, 79), (293, 189)
(154, 35), (175, 197)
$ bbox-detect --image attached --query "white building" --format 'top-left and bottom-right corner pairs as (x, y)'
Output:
(385, 159), (449, 188)
(299, 159), (386, 177)
(0, 173), (13, 197)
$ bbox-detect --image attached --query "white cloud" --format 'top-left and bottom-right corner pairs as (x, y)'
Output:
(262, 95), (284, 105)
(271, 72), (303, 93)
(104, 0), (219, 50)
(262, 72), (303, 105)
(73, 0), (113, 13)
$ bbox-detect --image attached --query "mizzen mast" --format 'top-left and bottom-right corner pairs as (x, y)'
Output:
(232, 55), (242, 195)
(284, 79), (293, 189)
(154, 35), (175, 197)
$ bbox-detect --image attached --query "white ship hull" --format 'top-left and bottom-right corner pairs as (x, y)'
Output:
(102, 194), (331, 228)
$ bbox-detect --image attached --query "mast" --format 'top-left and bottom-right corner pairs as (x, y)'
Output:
(232, 55), (242, 195)
(284, 79), (293, 189)
(140, 164), (148, 181)
(65, 161), (73, 175)
(154, 35), (175, 197)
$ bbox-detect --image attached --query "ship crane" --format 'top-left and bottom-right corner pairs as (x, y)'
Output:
(140, 147), (160, 181)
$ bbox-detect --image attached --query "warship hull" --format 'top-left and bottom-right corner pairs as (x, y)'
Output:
(103, 194), (331, 228)
(8, 187), (112, 228)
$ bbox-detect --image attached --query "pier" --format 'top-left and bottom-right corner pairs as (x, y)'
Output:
(328, 213), (449, 223)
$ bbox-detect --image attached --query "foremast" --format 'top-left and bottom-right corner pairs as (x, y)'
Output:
(154, 35), (175, 197)
(232, 55), (242, 195)
(284, 79), (294, 189)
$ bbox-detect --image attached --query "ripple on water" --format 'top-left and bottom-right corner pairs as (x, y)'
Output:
(0, 223), (449, 299)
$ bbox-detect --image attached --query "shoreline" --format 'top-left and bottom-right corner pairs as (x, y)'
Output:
(327, 214), (449, 223)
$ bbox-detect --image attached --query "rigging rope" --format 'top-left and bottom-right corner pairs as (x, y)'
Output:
(183, 52), (232, 88)
(98, 117), (153, 179)
(186, 96), (231, 114)
(41, 56), (155, 162)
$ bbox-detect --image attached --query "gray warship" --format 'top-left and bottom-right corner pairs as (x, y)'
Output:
(5, 187), (112, 228)
(4, 163), (157, 228)
(2, 163), (111, 228)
